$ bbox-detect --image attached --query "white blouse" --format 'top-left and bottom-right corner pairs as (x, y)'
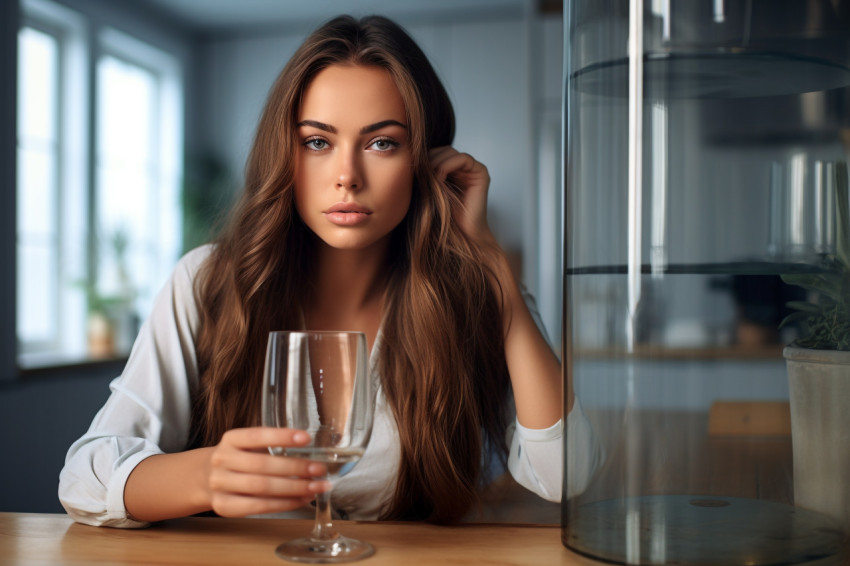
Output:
(58, 246), (601, 528)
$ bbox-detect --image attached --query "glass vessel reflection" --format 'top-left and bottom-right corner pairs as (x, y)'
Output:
(561, 1), (850, 564)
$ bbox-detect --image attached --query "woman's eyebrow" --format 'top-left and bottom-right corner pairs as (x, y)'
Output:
(297, 119), (336, 133)
(297, 119), (407, 135)
(360, 120), (407, 134)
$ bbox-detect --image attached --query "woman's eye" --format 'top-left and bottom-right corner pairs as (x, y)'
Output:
(304, 138), (329, 151)
(368, 138), (398, 152)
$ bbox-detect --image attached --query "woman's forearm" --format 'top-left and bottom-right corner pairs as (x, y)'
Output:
(124, 428), (325, 523)
(123, 448), (214, 523)
(490, 247), (570, 429)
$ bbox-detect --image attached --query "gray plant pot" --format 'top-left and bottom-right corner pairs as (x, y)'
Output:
(784, 346), (850, 533)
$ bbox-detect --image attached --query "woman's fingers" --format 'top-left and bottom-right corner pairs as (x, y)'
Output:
(213, 427), (328, 477)
(209, 467), (329, 498)
(213, 427), (327, 477)
(211, 492), (316, 518)
(207, 463), (328, 517)
(430, 147), (488, 184)
(219, 426), (311, 451)
(211, 447), (326, 476)
(205, 426), (331, 517)
(429, 146), (493, 240)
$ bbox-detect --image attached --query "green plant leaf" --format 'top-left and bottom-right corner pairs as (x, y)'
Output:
(784, 301), (822, 314)
(780, 162), (850, 351)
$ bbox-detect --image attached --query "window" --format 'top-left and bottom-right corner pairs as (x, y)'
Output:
(17, 26), (61, 354)
(92, 29), (183, 357)
(17, 0), (183, 367)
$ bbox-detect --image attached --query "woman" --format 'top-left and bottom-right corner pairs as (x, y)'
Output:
(59, 14), (599, 527)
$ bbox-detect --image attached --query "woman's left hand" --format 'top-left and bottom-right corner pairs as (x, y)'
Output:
(432, 148), (564, 427)
(430, 146), (494, 243)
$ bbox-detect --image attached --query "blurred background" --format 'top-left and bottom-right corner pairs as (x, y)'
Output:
(0, 0), (564, 513)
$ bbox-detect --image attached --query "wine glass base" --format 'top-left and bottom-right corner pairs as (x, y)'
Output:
(274, 535), (375, 563)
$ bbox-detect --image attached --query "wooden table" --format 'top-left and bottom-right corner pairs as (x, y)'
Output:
(2, 511), (847, 565)
(0, 512), (599, 565)
(2, 407), (848, 565)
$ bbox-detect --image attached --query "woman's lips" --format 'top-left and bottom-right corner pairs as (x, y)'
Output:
(323, 203), (372, 226)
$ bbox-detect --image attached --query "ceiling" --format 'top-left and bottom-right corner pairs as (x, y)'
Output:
(133, 0), (536, 34)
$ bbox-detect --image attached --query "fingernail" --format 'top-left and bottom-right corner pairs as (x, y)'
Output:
(308, 480), (331, 493)
(293, 431), (310, 443)
(307, 463), (326, 476)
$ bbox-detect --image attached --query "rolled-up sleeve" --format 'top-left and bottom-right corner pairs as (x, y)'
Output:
(504, 287), (603, 502)
(506, 398), (602, 502)
(58, 246), (209, 528)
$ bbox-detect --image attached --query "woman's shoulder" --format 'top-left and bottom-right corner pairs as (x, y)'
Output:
(160, 244), (216, 298)
(179, 244), (215, 270)
(172, 244), (216, 280)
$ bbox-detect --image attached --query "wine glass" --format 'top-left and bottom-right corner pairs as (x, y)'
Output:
(262, 330), (376, 563)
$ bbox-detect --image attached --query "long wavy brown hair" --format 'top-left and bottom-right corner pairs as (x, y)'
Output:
(188, 15), (511, 524)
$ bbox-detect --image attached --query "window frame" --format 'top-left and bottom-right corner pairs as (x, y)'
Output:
(17, 1), (90, 367)
(0, 0), (19, 381)
(15, 0), (184, 371)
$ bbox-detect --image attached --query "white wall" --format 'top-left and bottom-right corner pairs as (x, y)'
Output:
(532, 14), (564, 347)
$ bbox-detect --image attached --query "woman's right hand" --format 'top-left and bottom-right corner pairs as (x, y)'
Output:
(206, 427), (330, 518)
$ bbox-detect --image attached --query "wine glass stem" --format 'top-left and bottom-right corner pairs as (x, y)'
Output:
(311, 488), (339, 542)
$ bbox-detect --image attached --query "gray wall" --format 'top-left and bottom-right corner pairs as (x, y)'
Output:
(0, 364), (121, 512)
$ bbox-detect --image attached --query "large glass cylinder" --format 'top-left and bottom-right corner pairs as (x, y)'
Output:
(561, 1), (850, 564)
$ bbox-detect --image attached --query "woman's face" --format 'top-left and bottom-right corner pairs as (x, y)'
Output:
(293, 64), (414, 253)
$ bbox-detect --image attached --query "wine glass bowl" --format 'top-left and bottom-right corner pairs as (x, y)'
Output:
(262, 331), (375, 563)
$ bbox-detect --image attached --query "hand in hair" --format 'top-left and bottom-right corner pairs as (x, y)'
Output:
(430, 146), (494, 244)
(429, 146), (564, 429)
(206, 427), (331, 517)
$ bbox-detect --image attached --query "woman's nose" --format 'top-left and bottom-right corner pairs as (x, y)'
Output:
(336, 148), (362, 191)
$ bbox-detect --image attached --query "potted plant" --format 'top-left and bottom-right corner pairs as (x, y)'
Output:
(780, 161), (850, 533)
(82, 229), (139, 358)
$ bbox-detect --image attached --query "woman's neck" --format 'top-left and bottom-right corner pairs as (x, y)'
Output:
(304, 242), (391, 350)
